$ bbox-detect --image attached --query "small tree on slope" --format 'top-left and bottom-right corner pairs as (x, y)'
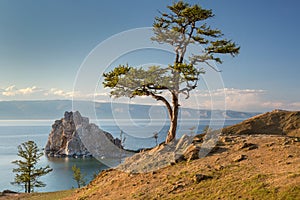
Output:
(11, 140), (53, 193)
(72, 165), (86, 188)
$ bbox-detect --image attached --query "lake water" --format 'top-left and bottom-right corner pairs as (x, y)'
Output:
(0, 119), (241, 192)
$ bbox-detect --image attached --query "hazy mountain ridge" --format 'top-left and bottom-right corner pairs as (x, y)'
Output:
(0, 100), (260, 120)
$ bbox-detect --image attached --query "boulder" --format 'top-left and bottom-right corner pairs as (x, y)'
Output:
(183, 144), (200, 161)
(193, 174), (213, 183)
(233, 154), (247, 162)
(238, 142), (258, 150)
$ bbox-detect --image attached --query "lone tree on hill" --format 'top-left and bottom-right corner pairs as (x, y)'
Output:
(11, 140), (52, 193)
(103, 1), (240, 143)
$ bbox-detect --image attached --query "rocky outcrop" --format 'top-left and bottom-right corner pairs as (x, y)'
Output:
(118, 110), (300, 173)
(222, 110), (300, 137)
(45, 111), (122, 158)
(117, 131), (221, 173)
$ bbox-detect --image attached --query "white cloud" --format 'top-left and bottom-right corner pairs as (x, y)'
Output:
(2, 85), (17, 96)
(0, 85), (109, 100)
(0, 85), (299, 112)
(223, 88), (266, 111)
(265, 101), (300, 111)
(44, 88), (80, 99)
(1, 85), (43, 96)
(99, 88), (300, 112)
(19, 86), (40, 95)
(189, 88), (300, 112)
(191, 88), (265, 98)
(290, 102), (300, 108)
(93, 92), (109, 97)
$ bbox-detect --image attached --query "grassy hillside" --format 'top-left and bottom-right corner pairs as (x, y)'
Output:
(62, 135), (300, 200)
(222, 110), (300, 137)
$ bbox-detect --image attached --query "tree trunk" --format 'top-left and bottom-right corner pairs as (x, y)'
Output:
(28, 169), (31, 193)
(27, 180), (31, 193)
(165, 93), (179, 143)
(165, 110), (178, 143)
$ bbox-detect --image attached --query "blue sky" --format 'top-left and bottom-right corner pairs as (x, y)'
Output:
(0, 0), (299, 112)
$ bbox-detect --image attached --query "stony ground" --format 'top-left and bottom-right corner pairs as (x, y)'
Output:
(58, 134), (299, 200)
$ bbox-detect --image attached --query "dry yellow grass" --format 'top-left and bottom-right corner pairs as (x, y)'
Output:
(0, 189), (75, 200)
(62, 135), (300, 200)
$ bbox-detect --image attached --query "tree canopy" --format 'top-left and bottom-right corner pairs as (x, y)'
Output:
(11, 140), (52, 193)
(103, 1), (240, 143)
(72, 165), (86, 188)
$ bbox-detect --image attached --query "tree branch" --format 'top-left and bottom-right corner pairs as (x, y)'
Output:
(204, 61), (222, 72)
(149, 92), (173, 120)
(179, 23), (195, 63)
(190, 53), (222, 72)
(179, 82), (197, 99)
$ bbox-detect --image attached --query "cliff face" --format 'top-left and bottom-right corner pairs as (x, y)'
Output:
(222, 109), (300, 137)
(45, 111), (122, 158)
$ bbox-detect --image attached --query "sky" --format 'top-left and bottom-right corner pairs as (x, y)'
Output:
(0, 0), (299, 112)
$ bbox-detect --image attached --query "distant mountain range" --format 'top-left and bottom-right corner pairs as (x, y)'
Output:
(0, 100), (260, 120)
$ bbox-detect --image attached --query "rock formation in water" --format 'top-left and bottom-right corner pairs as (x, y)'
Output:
(45, 111), (122, 158)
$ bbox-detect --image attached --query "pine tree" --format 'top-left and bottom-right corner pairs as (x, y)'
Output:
(71, 165), (86, 188)
(11, 140), (52, 193)
(103, 1), (240, 143)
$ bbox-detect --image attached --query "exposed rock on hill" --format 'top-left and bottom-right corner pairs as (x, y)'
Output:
(45, 111), (122, 158)
(63, 134), (300, 200)
(222, 109), (300, 137)
(117, 131), (221, 173)
(117, 134), (195, 173)
(118, 110), (300, 173)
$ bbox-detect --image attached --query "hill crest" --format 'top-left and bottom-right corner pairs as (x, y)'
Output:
(222, 109), (300, 137)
